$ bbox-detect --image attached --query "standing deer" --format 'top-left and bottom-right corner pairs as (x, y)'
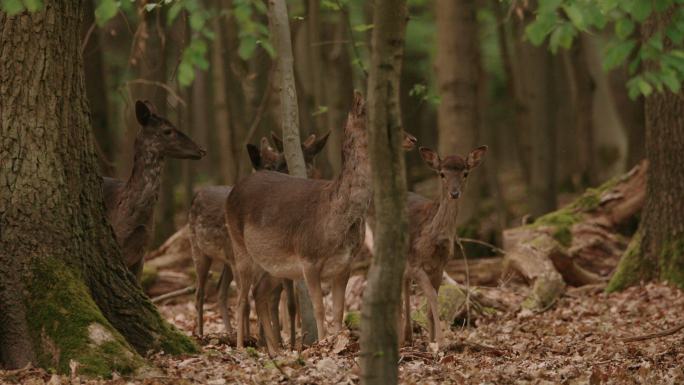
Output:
(225, 93), (370, 354)
(399, 145), (487, 344)
(103, 100), (206, 278)
(190, 133), (329, 344)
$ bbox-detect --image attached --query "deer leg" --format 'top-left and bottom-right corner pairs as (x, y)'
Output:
(270, 282), (284, 346)
(416, 269), (442, 343)
(331, 269), (350, 332)
(302, 265), (327, 340)
(254, 274), (281, 355)
(192, 245), (212, 337)
(285, 279), (296, 349)
(217, 263), (234, 335)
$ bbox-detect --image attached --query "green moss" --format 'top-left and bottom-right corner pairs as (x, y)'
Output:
(140, 265), (158, 292)
(159, 321), (197, 354)
(606, 230), (653, 292)
(521, 274), (565, 311)
(344, 311), (361, 331)
(660, 237), (684, 289)
(25, 258), (145, 377)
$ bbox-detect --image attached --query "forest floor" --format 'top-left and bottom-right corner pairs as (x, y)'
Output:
(2, 280), (683, 384)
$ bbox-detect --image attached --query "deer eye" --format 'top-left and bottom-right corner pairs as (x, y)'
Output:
(463, 171), (469, 178)
(439, 172), (445, 178)
(163, 129), (173, 136)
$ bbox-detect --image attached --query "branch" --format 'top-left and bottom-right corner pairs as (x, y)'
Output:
(151, 285), (195, 304)
(622, 322), (684, 343)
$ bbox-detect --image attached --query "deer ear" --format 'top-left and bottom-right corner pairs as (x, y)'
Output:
(270, 131), (284, 152)
(135, 100), (151, 126)
(246, 144), (262, 170)
(303, 131), (330, 157)
(419, 146), (440, 170)
(260, 136), (280, 166)
(466, 145), (488, 169)
(302, 134), (316, 148)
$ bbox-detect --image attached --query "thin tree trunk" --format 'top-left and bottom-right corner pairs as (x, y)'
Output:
(0, 1), (194, 373)
(607, 67), (645, 168)
(434, 0), (480, 224)
(360, 1), (408, 383)
(324, 13), (354, 175)
(267, 0), (317, 345)
(608, 10), (684, 291)
(210, 12), (238, 184)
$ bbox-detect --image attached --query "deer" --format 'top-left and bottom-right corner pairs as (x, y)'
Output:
(398, 145), (488, 344)
(224, 92), (372, 354)
(103, 100), (206, 278)
(190, 133), (329, 345)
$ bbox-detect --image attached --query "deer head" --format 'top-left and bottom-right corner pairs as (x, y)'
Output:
(419, 145), (488, 200)
(266, 131), (330, 177)
(135, 100), (206, 160)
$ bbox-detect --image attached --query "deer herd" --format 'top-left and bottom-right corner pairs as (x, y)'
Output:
(104, 93), (487, 355)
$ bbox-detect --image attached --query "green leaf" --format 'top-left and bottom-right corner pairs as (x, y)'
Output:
(321, 0), (341, 11)
(311, 105), (329, 116)
(525, 12), (558, 46)
(94, 0), (118, 27)
(666, 22), (684, 44)
(167, 2), (183, 25)
(353, 23), (374, 32)
(238, 36), (257, 60)
(603, 39), (636, 70)
(660, 69), (681, 93)
(22, 0), (42, 12)
(189, 11), (205, 31)
(258, 39), (276, 58)
(637, 78), (653, 95)
(622, 0), (652, 22)
(655, 0), (673, 12)
(549, 23), (576, 53)
(144, 3), (158, 12)
(538, 0), (562, 12)
(178, 61), (195, 87)
(1, 0), (24, 14)
(562, 3), (586, 30)
(615, 18), (634, 39)
(598, 0), (619, 13)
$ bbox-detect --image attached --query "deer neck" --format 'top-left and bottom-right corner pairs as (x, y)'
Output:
(331, 121), (371, 219)
(118, 136), (164, 224)
(425, 188), (461, 243)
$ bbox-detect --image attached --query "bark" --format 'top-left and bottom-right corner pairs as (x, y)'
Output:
(210, 12), (238, 184)
(360, 1), (408, 384)
(569, 38), (597, 186)
(516, 8), (557, 217)
(434, 0), (480, 224)
(608, 12), (684, 291)
(267, 0), (317, 344)
(504, 162), (647, 308)
(323, 13), (354, 175)
(0, 2), (195, 374)
(607, 67), (645, 169)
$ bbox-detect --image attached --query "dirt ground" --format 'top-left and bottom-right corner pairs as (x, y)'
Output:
(2, 280), (683, 385)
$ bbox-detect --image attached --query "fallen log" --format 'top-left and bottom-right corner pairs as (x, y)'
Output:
(503, 161), (647, 310)
(144, 224), (193, 270)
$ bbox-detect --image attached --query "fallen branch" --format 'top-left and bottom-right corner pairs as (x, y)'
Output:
(622, 322), (684, 343)
(151, 285), (195, 304)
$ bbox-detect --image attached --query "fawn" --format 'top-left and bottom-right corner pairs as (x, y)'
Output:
(103, 100), (205, 278)
(399, 145), (487, 344)
(190, 134), (328, 344)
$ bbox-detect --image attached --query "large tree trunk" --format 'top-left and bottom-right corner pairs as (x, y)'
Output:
(360, 1), (408, 384)
(434, 0), (481, 224)
(0, 2), (195, 374)
(608, 10), (684, 291)
(267, 0), (317, 344)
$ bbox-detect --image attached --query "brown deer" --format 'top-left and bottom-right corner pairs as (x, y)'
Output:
(190, 134), (329, 342)
(103, 100), (206, 278)
(225, 92), (370, 353)
(399, 145), (487, 344)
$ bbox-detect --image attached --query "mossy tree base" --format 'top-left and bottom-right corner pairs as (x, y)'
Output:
(503, 162), (647, 309)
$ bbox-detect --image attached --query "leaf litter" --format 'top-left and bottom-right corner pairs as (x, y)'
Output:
(2, 282), (683, 384)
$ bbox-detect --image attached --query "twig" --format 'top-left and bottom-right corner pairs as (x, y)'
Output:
(125, 79), (187, 107)
(622, 322), (684, 343)
(242, 66), (275, 147)
(458, 237), (506, 255)
(151, 285), (195, 303)
(80, 22), (96, 55)
(334, 0), (368, 79)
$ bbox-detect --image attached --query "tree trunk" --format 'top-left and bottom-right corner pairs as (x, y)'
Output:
(607, 67), (645, 169)
(267, 0), (317, 345)
(210, 12), (238, 184)
(608, 11), (684, 291)
(360, 1), (408, 384)
(0, 2), (195, 374)
(434, 0), (481, 224)
(517, 8), (557, 217)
